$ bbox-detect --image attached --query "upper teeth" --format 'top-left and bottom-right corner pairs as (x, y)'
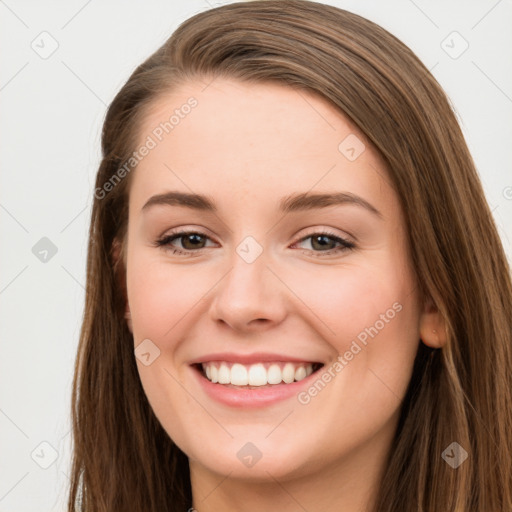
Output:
(202, 362), (314, 386)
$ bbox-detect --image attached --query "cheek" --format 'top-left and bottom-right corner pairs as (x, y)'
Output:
(290, 264), (419, 445)
(125, 252), (214, 450)
(297, 259), (420, 395)
(291, 260), (416, 343)
(126, 253), (213, 342)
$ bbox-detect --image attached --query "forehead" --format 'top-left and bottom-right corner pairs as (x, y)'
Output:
(129, 77), (395, 215)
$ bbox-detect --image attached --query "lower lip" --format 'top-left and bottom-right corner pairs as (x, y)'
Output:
(191, 365), (320, 408)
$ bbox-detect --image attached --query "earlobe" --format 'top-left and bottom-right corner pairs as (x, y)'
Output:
(419, 296), (447, 349)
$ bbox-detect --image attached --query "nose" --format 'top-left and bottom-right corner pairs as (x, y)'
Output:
(208, 244), (288, 333)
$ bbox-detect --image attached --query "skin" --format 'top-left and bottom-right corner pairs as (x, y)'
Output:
(116, 77), (446, 512)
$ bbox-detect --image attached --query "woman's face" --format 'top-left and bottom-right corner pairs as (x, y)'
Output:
(121, 78), (430, 484)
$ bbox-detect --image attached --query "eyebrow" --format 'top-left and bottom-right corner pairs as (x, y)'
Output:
(141, 190), (382, 218)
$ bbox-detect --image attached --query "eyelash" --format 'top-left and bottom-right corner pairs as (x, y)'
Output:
(154, 229), (356, 258)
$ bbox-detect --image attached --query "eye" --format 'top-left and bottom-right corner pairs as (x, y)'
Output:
(154, 229), (356, 257)
(155, 231), (215, 256)
(292, 230), (355, 257)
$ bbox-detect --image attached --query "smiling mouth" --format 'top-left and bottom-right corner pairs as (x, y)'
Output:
(193, 361), (324, 388)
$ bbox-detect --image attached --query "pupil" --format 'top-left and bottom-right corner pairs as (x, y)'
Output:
(185, 234), (203, 248)
(313, 235), (332, 250)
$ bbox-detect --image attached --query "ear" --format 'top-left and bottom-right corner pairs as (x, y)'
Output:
(419, 295), (446, 349)
(111, 238), (132, 334)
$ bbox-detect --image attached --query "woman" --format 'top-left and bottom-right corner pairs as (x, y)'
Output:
(68, 1), (512, 510)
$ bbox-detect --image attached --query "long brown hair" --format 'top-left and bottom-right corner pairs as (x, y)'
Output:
(68, 1), (512, 510)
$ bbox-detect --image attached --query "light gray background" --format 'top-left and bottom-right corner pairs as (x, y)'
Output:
(1, 1), (511, 510)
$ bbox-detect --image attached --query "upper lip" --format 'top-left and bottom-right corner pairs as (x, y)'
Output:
(188, 352), (323, 365)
